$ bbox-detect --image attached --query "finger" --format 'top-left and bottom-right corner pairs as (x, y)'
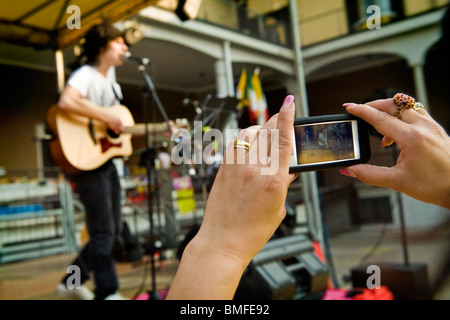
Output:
(289, 173), (299, 184)
(247, 95), (295, 172)
(366, 98), (415, 124)
(344, 103), (410, 148)
(224, 126), (260, 165)
(250, 126), (275, 168)
(340, 164), (401, 191)
(414, 107), (430, 117)
(115, 126), (124, 135)
(272, 95), (296, 170)
(247, 114), (278, 164)
(364, 98), (397, 115)
(237, 126), (260, 164)
(366, 98), (431, 123)
(261, 112), (280, 131)
(395, 106), (431, 123)
(394, 94), (432, 120)
(380, 136), (394, 148)
(235, 126), (260, 149)
(242, 109), (283, 165)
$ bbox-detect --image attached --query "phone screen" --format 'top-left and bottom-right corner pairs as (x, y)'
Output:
(292, 120), (361, 166)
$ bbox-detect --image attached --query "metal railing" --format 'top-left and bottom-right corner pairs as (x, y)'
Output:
(0, 169), (79, 264)
(174, 0), (449, 48)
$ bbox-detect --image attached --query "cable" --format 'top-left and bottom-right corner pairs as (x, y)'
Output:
(321, 223), (340, 288)
(132, 257), (150, 299)
(357, 222), (388, 267)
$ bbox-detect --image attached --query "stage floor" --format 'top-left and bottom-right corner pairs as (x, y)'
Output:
(0, 222), (449, 300)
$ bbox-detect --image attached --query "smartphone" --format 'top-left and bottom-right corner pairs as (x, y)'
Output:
(289, 114), (371, 173)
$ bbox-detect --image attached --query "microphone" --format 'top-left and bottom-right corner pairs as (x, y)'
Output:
(123, 52), (150, 65)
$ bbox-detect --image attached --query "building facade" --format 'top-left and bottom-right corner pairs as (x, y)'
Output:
(1, 0), (449, 235)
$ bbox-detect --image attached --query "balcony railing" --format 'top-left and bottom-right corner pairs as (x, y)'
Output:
(153, 0), (449, 48)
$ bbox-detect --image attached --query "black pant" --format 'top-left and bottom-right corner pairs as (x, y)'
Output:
(63, 160), (122, 300)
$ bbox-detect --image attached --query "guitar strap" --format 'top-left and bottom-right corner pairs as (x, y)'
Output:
(86, 82), (122, 145)
(88, 82), (121, 145)
(111, 83), (123, 104)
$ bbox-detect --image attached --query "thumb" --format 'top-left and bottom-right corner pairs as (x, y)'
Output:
(340, 164), (398, 190)
(276, 95), (296, 169)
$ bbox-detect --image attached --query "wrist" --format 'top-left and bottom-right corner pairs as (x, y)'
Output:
(186, 234), (251, 272)
(189, 228), (258, 267)
(167, 234), (250, 300)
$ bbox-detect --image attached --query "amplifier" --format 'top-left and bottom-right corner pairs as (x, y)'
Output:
(234, 234), (329, 300)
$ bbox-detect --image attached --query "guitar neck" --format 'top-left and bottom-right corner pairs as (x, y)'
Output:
(125, 122), (170, 136)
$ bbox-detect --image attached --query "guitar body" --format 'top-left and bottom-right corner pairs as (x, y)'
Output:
(46, 104), (135, 174)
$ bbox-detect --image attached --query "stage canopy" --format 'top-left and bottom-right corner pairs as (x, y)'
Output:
(0, 0), (158, 49)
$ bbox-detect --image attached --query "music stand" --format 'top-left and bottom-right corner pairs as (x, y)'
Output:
(196, 96), (239, 130)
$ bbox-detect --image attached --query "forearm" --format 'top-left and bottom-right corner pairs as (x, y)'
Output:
(58, 95), (109, 122)
(166, 236), (250, 300)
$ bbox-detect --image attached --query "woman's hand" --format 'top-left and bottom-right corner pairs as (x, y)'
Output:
(166, 95), (296, 299)
(342, 99), (450, 209)
(196, 94), (297, 264)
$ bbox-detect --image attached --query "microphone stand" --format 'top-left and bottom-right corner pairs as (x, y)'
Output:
(132, 61), (174, 301)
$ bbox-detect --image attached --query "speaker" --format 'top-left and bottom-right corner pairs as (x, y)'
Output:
(351, 262), (430, 300)
(234, 234), (329, 300)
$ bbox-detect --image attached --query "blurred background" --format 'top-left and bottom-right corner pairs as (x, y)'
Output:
(0, 0), (449, 300)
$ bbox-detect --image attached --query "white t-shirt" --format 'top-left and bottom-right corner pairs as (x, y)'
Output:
(66, 64), (123, 107)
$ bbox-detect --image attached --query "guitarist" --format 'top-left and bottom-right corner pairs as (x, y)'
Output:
(56, 23), (130, 300)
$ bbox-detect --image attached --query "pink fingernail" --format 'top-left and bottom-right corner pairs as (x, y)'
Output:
(343, 103), (357, 107)
(282, 95), (294, 109)
(340, 168), (357, 178)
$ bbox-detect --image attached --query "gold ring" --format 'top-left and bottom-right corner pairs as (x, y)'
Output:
(413, 102), (425, 111)
(234, 139), (251, 151)
(393, 93), (424, 119)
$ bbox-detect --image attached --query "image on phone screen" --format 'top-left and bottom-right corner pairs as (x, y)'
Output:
(294, 120), (360, 165)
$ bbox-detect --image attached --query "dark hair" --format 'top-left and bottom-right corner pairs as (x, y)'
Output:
(82, 24), (123, 65)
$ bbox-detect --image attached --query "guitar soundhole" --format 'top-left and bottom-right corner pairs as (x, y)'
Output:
(107, 129), (120, 139)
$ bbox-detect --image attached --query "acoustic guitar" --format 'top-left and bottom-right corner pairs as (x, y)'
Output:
(45, 104), (184, 174)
